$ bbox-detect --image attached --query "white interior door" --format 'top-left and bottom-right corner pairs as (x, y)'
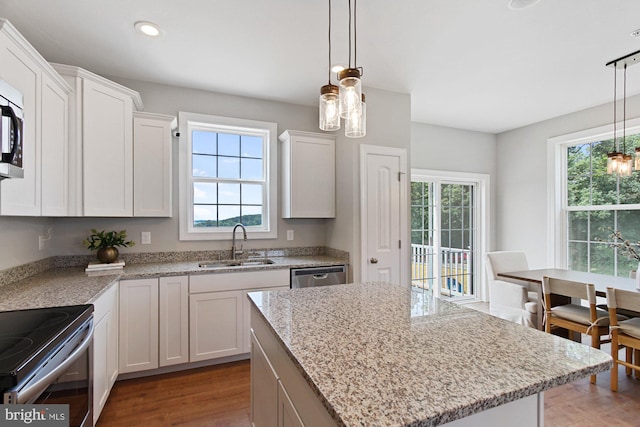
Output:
(360, 145), (408, 284)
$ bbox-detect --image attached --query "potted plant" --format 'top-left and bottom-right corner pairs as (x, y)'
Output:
(83, 229), (134, 263)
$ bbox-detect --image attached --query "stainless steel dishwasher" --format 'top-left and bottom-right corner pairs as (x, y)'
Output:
(290, 265), (347, 288)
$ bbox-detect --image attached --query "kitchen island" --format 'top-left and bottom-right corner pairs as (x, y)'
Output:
(248, 281), (612, 427)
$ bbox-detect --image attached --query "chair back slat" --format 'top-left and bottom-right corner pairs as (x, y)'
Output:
(542, 277), (591, 300)
(609, 288), (640, 312)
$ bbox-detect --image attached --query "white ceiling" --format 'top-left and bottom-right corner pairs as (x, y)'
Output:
(1, 0), (640, 134)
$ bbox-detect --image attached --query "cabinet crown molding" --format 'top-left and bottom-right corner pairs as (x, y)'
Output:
(50, 63), (144, 111)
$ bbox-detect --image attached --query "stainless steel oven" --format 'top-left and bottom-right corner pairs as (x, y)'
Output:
(0, 305), (94, 427)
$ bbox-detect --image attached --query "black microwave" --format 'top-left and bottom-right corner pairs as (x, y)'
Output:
(0, 79), (24, 180)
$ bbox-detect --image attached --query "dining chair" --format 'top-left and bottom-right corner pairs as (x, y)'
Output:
(485, 251), (538, 328)
(542, 277), (624, 384)
(605, 287), (640, 391)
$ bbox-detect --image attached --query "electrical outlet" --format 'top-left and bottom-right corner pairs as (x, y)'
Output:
(38, 235), (45, 251)
(287, 230), (294, 241)
(141, 232), (151, 245)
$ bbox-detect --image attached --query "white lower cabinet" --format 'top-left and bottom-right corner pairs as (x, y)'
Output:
(250, 331), (279, 427)
(119, 276), (188, 373)
(92, 282), (118, 425)
(278, 382), (305, 427)
(189, 290), (244, 362)
(189, 269), (290, 362)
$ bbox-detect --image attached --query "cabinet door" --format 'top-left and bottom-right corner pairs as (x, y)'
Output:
(82, 78), (133, 216)
(133, 112), (174, 217)
(41, 72), (69, 216)
(278, 381), (305, 427)
(280, 130), (335, 218)
(159, 275), (189, 367)
(119, 279), (159, 373)
(251, 331), (279, 427)
(92, 283), (118, 424)
(189, 290), (243, 362)
(0, 31), (41, 216)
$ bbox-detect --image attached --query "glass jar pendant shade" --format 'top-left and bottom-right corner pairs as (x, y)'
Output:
(345, 93), (366, 138)
(319, 84), (341, 131)
(338, 68), (362, 119)
(608, 152), (633, 176)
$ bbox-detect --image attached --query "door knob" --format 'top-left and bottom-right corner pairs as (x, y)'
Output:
(370, 257), (378, 264)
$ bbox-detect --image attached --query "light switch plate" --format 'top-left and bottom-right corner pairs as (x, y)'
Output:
(141, 232), (151, 245)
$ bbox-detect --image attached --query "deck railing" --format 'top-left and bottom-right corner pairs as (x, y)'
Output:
(411, 244), (474, 297)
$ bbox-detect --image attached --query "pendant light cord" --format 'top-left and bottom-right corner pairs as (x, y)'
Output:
(354, 0), (357, 68)
(348, 0), (352, 69)
(614, 62), (618, 152)
(328, 0), (332, 84)
(623, 63), (627, 153)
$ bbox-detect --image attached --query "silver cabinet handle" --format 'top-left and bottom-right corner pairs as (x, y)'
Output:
(370, 257), (378, 264)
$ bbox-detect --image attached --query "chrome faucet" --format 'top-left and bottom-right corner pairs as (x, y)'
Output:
(231, 223), (248, 260)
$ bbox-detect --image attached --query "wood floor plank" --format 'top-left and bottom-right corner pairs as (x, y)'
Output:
(98, 358), (640, 426)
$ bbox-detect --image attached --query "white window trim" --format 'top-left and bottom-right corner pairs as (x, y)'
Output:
(178, 111), (278, 240)
(410, 169), (491, 302)
(547, 116), (640, 268)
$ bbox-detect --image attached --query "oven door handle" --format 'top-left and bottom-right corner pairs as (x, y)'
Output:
(13, 320), (94, 404)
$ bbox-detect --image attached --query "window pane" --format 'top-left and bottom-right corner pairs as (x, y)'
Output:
(218, 133), (240, 156)
(193, 154), (216, 177)
(219, 183), (240, 204)
(241, 135), (263, 158)
(618, 250), (638, 278)
(568, 241), (588, 272)
(241, 205), (262, 225)
(411, 182), (423, 205)
(617, 210), (640, 242)
(567, 144), (590, 182)
(589, 210), (613, 242)
(451, 207), (462, 229)
(218, 157), (240, 179)
(241, 184), (262, 205)
(591, 173), (617, 205)
(219, 205), (240, 225)
(241, 158), (263, 180)
(411, 206), (423, 229)
(194, 182), (217, 204)
(192, 131), (216, 155)
(193, 205), (217, 227)
(411, 230), (423, 245)
(619, 174), (640, 204)
(567, 176), (591, 206)
(590, 242), (614, 275)
(568, 211), (588, 241)
(441, 231), (450, 248)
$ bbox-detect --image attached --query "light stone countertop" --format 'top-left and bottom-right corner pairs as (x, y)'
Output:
(248, 281), (613, 427)
(0, 255), (346, 312)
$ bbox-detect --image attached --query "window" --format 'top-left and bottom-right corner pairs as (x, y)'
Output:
(178, 112), (277, 240)
(551, 118), (640, 275)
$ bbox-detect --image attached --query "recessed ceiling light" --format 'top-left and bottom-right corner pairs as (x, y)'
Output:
(134, 21), (161, 37)
(631, 29), (640, 38)
(508, 0), (542, 10)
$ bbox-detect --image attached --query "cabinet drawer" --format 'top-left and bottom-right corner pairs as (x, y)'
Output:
(189, 269), (289, 293)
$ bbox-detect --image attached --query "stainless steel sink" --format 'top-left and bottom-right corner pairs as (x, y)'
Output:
(198, 258), (275, 269)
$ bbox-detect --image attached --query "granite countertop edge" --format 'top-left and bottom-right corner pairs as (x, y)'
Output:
(0, 255), (346, 312)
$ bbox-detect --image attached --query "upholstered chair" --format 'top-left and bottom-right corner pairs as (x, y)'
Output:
(485, 251), (538, 328)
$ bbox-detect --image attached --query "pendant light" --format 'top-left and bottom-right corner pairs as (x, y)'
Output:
(319, 0), (340, 131)
(346, 93), (366, 138)
(340, 0), (365, 137)
(606, 49), (640, 175)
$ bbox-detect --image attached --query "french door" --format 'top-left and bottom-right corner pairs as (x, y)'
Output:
(411, 172), (485, 300)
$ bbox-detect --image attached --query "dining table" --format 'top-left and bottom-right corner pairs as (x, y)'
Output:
(497, 268), (639, 297)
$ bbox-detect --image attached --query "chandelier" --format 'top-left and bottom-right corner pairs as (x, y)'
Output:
(319, 0), (366, 138)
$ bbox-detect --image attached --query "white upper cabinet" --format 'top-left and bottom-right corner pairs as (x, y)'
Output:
(279, 130), (336, 218)
(0, 19), (71, 216)
(133, 112), (176, 217)
(52, 63), (143, 217)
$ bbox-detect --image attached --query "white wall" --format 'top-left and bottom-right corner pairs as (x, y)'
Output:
(496, 94), (640, 269)
(0, 217), (52, 269)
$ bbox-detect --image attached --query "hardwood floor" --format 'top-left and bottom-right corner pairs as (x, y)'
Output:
(98, 355), (640, 427)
